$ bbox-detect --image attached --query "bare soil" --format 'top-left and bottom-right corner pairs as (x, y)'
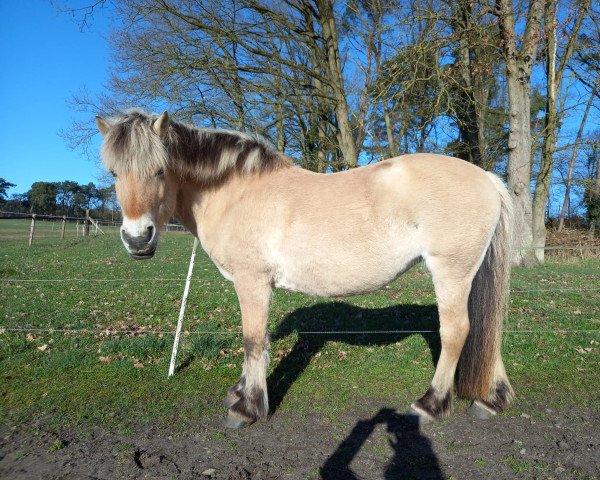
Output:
(1, 401), (598, 479)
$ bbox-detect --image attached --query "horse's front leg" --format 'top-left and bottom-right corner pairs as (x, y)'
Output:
(224, 276), (271, 429)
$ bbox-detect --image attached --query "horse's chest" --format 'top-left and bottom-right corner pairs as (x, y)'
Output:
(213, 260), (234, 281)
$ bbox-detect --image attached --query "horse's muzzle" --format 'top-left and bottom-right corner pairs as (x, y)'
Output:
(129, 249), (156, 260)
(121, 227), (157, 260)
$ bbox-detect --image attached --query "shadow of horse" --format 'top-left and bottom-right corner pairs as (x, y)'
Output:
(321, 408), (444, 479)
(268, 302), (441, 414)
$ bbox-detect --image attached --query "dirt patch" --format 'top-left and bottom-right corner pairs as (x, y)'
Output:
(1, 401), (598, 479)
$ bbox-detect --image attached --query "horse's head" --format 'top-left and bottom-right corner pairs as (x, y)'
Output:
(96, 111), (177, 260)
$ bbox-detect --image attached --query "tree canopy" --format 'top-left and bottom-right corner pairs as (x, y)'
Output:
(61, 0), (600, 264)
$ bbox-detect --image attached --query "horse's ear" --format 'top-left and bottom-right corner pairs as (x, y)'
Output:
(153, 111), (170, 139)
(95, 116), (111, 137)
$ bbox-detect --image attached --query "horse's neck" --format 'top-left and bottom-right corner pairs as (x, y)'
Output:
(173, 175), (233, 241)
(173, 180), (204, 238)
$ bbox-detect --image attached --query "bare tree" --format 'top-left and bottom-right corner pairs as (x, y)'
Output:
(531, 0), (591, 263)
(584, 138), (600, 233)
(495, 0), (544, 266)
(445, 0), (502, 169)
(557, 75), (599, 231)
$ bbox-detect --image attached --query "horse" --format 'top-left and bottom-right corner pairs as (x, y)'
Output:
(95, 109), (514, 428)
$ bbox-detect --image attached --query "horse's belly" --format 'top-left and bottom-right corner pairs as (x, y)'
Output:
(271, 236), (421, 297)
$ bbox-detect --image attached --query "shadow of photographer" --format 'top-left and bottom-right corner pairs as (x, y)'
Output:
(321, 408), (444, 479)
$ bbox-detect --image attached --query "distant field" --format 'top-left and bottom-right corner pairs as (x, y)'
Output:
(1, 231), (598, 434)
(0, 217), (121, 240)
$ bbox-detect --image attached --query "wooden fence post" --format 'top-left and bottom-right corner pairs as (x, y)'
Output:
(84, 209), (90, 237)
(61, 216), (66, 239)
(28, 214), (36, 246)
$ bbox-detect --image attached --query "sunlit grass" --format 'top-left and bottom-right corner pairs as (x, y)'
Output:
(1, 232), (598, 431)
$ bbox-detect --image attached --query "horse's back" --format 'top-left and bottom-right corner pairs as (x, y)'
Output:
(204, 153), (504, 297)
(264, 154), (501, 295)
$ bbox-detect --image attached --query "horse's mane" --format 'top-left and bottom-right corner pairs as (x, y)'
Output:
(100, 109), (291, 185)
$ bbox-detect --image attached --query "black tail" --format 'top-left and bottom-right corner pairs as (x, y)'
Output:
(457, 173), (514, 405)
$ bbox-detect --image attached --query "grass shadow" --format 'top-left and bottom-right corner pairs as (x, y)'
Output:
(174, 353), (195, 373)
(268, 302), (440, 414)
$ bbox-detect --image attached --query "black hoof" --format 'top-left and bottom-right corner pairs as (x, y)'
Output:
(467, 400), (497, 420)
(412, 387), (451, 421)
(408, 405), (435, 425)
(223, 412), (255, 429)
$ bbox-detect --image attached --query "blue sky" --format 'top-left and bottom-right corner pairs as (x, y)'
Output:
(0, 0), (112, 197)
(0, 1), (596, 213)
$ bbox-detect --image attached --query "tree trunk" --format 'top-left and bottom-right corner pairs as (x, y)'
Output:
(496, 0), (543, 267)
(274, 64), (286, 152)
(318, 0), (358, 167)
(531, 0), (558, 264)
(455, 0), (483, 167)
(532, 0), (591, 255)
(275, 98), (285, 153)
(477, 83), (491, 169)
(591, 148), (600, 233)
(507, 79), (538, 266)
(383, 103), (397, 157)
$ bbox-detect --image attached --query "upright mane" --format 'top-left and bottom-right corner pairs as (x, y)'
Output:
(100, 109), (291, 185)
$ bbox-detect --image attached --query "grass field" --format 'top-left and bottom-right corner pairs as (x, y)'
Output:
(0, 217), (121, 240)
(1, 227), (599, 435)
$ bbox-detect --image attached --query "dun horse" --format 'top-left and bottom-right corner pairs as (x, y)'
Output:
(96, 110), (514, 428)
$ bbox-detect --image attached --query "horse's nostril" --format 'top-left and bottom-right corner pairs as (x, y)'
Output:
(147, 225), (154, 240)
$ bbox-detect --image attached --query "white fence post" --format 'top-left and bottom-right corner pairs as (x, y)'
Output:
(28, 214), (36, 246)
(168, 237), (199, 377)
(61, 216), (66, 239)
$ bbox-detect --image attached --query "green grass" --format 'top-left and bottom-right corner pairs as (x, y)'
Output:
(1, 231), (599, 431)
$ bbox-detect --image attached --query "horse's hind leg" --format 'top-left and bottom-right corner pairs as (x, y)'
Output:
(224, 277), (271, 429)
(411, 259), (473, 422)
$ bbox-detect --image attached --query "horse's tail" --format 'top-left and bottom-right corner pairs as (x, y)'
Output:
(456, 173), (514, 407)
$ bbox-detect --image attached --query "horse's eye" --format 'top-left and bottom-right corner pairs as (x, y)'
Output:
(156, 168), (165, 177)
(110, 170), (117, 178)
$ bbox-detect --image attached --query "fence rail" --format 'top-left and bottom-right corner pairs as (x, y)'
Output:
(1, 241), (597, 340)
(0, 212), (187, 244)
(1, 210), (100, 244)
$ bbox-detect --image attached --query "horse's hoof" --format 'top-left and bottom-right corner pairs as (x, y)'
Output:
(467, 400), (497, 420)
(223, 412), (255, 429)
(409, 404), (435, 424)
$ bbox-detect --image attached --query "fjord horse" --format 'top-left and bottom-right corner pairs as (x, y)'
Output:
(96, 110), (514, 428)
